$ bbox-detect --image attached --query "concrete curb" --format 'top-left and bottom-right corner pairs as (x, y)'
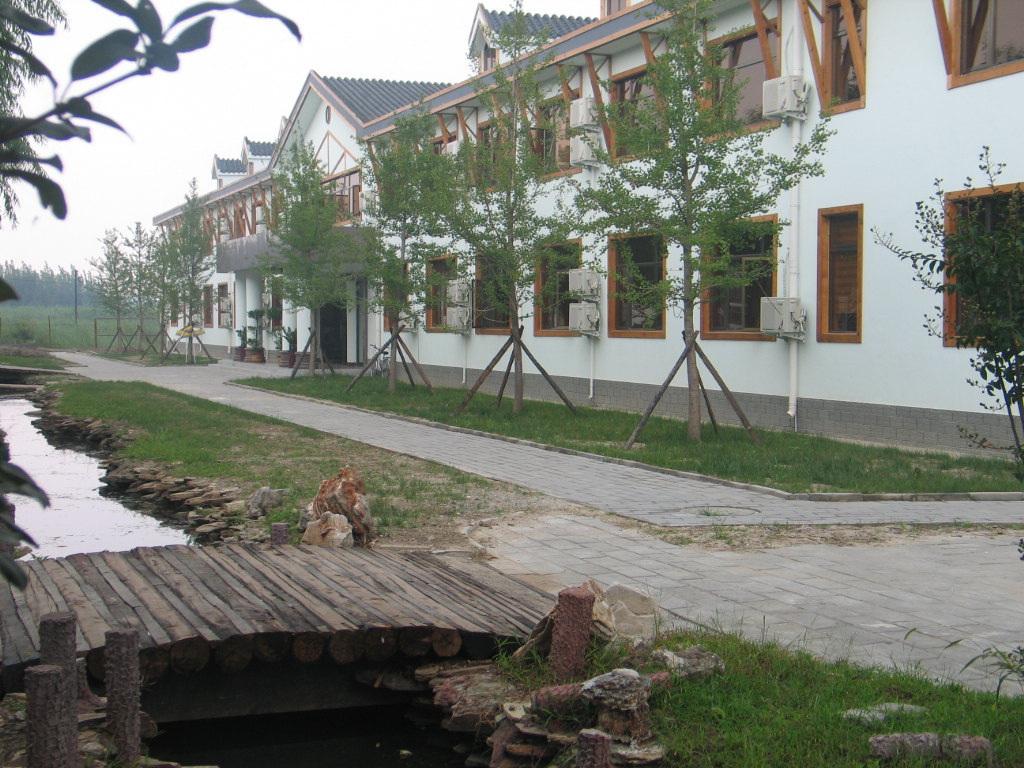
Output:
(225, 382), (1024, 504)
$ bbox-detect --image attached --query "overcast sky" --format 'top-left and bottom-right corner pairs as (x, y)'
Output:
(4, 0), (598, 273)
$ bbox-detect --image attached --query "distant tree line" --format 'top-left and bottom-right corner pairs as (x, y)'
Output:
(0, 261), (97, 307)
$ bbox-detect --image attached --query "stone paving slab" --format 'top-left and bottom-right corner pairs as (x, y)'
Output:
(52, 352), (1024, 690)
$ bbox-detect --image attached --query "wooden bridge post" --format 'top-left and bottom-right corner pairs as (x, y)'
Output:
(550, 585), (595, 680)
(25, 664), (78, 768)
(104, 629), (141, 763)
(270, 522), (289, 546)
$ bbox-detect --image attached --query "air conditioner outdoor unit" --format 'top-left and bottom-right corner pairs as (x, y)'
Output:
(569, 136), (600, 168)
(446, 305), (471, 333)
(760, 296), (806, 339)
(762, 75), (808, 120)
(568, 302), (601, 336)
(568, 268), (601, 301)
(446, 277), (471, 306)
(569, 96), (598, 129)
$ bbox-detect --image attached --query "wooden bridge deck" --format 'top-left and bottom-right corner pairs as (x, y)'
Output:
(0, 544), (552, 690)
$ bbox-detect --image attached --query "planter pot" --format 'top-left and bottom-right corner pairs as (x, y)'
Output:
(233, 348), (246, 362)
(279, 350), (296, 368)
(248, 347), (266, 363)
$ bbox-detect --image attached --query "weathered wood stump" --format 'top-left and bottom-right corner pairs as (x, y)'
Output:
(105, 629), (141, 763)
(25, 664), (77, 768)
(550, 585), (595, 680)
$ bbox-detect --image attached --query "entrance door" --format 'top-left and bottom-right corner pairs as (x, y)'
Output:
(319, 303), (347, 363)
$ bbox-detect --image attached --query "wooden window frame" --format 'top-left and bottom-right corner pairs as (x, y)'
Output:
(817, 204), (864, 343)
(217, 283), (230, 328)
(603, 0), (629, 17)
(425, 255), (456, 332)
(941, 182), (1019, 346)
(700, 214), (778, 341)
(945, 0), (1024, 88)
(533, 91), (582, 180)
(326, 169), (361, 223)
(534, 240), (583, 337)
(822, 0), (866, 113)
(607, 233), (667, 339)
(609, 64), (653, 160)
(202, 285), (214, 328)
(707, 18), (781, 132)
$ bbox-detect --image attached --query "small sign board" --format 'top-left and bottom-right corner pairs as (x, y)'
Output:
(176, 325), (205, 337)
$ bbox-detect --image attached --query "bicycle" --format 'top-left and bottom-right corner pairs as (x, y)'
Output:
(370, 344), (390, 378)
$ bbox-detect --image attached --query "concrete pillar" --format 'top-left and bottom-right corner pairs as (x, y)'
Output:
(550, 585), (595, 680)
(104, 629), (141, 763)
(234, 276), (247, 346)
(270, 522), (289, 546)
(26, 664), (78, 768)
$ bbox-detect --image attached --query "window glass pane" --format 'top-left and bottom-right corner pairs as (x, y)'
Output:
(539, 243), (580, 330)
(613, 235), (663, 331)
(426, 258), (454, 329)
(962, 0), (1024, 72)
(612, 72), (656, 157)
(708, 229), (773, 332)
(717, 32), (776, 125)
(828, 0), (863, 103)
(828, 213), (859, 334)
(475, 255), (511, 330)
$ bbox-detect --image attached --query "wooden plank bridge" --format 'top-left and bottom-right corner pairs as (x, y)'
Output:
(0, 544), (553, 696)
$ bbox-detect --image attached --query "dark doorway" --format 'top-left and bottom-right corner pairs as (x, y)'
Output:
(319, 303), (347, 363)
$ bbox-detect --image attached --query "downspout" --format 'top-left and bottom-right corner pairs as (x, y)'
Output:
(785, 25), (805, 431)
(589, 335), (596, 402)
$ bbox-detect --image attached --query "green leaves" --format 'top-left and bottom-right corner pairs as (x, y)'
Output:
(172, 0), (300, 40)
(169, 17), (214, 53)
(71, 28), (140, 80)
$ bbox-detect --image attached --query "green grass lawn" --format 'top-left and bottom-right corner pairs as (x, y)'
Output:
(0, 354), (65, 369)
(238, 375), (1020, 494)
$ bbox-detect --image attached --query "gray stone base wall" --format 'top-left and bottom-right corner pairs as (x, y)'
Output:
(417, 364), (1015, 455)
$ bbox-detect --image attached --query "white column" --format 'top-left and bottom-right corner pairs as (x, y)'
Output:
(234, 276), (247, 349)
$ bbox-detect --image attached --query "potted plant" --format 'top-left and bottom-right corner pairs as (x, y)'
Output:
(279, 327), (298, 368)
(234, 328), (247, 361)
(247, 309), (267, 363)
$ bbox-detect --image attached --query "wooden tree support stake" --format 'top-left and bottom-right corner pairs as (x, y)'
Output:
(346, 325), (404, 392)
(696, 368), (719, 435)
(395, 334), (434, 392)
(453, 333), (517, 416)
(625, 335), (697, 449)
(393, 337), (416, 387)
(518, 337), (577, 414)
(290, 333), (314, 380)
(694, 343), (761, 444)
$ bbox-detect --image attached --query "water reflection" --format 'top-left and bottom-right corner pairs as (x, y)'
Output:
(0, 397), (192, 557)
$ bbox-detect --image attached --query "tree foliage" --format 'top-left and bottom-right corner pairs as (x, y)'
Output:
(0, 0), (299, 222)
(91, 227), (132, 322)
(438, 1), (573, 412)
(360, 112), (456, 390)
(265, 141), (359, 374)
(876, 148), (1024, 478)
(0, 260), (94, 306)
(575, 0), (830, 440)
(164, 179), (212, 324)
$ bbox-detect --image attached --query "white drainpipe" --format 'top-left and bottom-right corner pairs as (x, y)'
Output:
(785, 25), (805, 431)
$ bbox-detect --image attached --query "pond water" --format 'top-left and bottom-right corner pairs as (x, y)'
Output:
(0, 397), (192, 557)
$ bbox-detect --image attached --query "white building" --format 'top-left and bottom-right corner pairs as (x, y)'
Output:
(153, 0), (1024, 452)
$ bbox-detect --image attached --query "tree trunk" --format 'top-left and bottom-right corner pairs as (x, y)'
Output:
(387, 312), (399, 392)
(511, 311), (524, 414)
(308, 309), (319, 376)
(682, 257), (702, 441)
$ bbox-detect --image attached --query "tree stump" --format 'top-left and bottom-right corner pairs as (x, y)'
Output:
(550, 585), (595, 680)
(26, 664), (77, 768)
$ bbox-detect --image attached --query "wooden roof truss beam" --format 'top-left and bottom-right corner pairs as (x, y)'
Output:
(749, 0), (781, 79)
(932, 0), (953, 75)
(796, 0), (868, 107)
(584, 53), (612, 150)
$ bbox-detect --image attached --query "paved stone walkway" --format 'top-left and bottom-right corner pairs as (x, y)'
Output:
(53, 352), (1024, 690)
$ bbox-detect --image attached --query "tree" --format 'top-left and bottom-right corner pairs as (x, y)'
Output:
(121, 221), (158, 350)
(575, 0), (830, 443)
(438, 2), (576, 414)
(91, 228), (132, 345)
(0, 0), (64, 225)
(358, 112), (455, 391)
(265, 141), (359, 376)
(876, 148), (1024, 480)
(165, 179), (212, 327)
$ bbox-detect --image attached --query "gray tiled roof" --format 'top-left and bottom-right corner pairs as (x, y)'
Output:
(321, 78), (451, 124)
(245, 138), (276, 157)
(214, 156), (245, 174)
(484, 8), (596, 41)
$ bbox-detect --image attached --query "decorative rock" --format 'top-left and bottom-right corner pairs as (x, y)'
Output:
(248, 487), (287, 518)
(843, 702), (929, 725)
(652, 646), (725, 680)
(306, 466), (374, 545)
(604, 584), (660, 641)
(270, 522), (289, 546)
(550, 585), (596, 681)
(300, 512), (354, 548)
(868, 733), (993, 766)
(580, 669), (652, 743)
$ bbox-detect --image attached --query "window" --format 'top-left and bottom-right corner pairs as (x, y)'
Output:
(942, 185), (1020, 345)
(480, 44), (497, 73)
(270, 292), (283, 329)
(426, 256), (456, 331)
(823, 0), (866, 110)
(472, 122), (503, 187)
(532, 100), (573, 174)
(535, 242), (582, 335)
(608, 234), (665, 337)
(202, 286), (214, 328)
(474, 254), (512, 332)
(951, 0), (1024, 86)
(611, 68), (657, 158)
(217, 283), (230, 327)
(817, 205), (863, 342)
(603, 0), (627, 16)
(328, 170), (361, 220)
(702, 218), (777, 339)
(713, 27), (779, 126)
